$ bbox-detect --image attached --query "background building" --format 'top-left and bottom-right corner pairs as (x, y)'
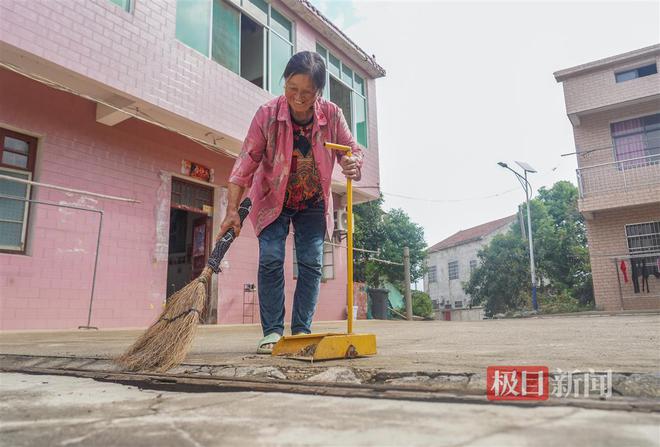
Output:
(0, 0), (385, 329)
(554, 44), (660, 311)
(424, 215), (515, 309)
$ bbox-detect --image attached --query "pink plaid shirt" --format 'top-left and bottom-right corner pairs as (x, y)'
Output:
(229, 95), (363, 236)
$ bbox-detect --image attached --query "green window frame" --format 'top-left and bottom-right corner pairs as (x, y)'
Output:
(175, 0), (294, 94)
(108, 0), (131, 12)
(316, 43), (368, 148)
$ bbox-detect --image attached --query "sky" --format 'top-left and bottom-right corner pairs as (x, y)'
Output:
(313, 0), (659, 248)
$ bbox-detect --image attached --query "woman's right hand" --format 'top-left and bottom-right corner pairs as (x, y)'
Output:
(217, 209), (242, 242)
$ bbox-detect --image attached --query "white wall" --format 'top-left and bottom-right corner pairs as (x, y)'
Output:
(424, 223), (513, 308)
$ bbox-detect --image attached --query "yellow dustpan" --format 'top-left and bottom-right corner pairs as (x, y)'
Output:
(272, 142), (377, 361)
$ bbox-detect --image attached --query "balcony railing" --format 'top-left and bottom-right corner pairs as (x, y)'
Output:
(577, 154), (660, 198)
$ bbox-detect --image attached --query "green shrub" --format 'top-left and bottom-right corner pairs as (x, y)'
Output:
(393, 290), (434, 319)
(412, 291), (434, 318)
(538, 291), (594, 314)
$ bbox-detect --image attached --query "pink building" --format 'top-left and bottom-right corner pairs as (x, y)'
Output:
(0, 0), (385, 329)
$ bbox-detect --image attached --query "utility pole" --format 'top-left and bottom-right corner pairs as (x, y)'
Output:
(524, 170), (538, 312)
(498, 161), (539, 312)
(404, 246), (413, 320)
(518, 204), (527, 240)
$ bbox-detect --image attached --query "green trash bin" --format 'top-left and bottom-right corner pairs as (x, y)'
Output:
(367, 288), (389, 320)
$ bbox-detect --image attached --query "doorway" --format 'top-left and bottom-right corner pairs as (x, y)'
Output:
(167, 178), (214, 321)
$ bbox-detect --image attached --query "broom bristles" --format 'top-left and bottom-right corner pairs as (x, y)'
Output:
(115, 268), (212, 372)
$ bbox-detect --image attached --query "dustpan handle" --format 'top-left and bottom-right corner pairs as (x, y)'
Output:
(324, 142), (354, 334)
(207, 197), (252, 273)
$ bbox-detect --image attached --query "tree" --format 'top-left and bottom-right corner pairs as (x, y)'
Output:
(535, 182), (593, 304)
(464, 232), (530, 315)
(464, 181), (594, 314)
(353, 194), (386, 285)
(353, 195), (426, 289)
(513, 181), (593, 304)
(376, 209), (427, 288)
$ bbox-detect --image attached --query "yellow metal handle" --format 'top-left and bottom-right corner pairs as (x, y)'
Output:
(324, 142), (354, 334)
(324, 142), (352, 154)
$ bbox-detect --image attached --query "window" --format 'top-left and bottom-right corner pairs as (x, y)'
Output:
(239, 13), (265, 88)
(176, 0), (293, 93)
(611, 113), (660, 166)
(109, 0), (131, 12)
(454, 301), (463, 308)
(615, 63), (657, 83)
(316, 43), (368, 147)
(470, 259), (477, 271)
(626, 222), (660, 255)
(0, 128), (37, 253)
(322, 241), (334, 280)
(329, 76), (352, 130)
(177, 0), (212, 56)
(212, 0), (240, 74)
(448, 261), (459, 280)
(269, 7), (293, 95)
(293, 241), (334, 281)
(428, 265), (437, 283)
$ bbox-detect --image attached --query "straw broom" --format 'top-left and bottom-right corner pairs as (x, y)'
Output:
(115, 198), (252, 372)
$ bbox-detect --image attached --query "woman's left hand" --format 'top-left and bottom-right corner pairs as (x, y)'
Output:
(339, 155), (360, 180)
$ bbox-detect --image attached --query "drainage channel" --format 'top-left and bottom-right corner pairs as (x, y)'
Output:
(1, 354), (657, 413)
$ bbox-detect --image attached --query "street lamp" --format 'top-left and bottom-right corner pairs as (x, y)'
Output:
(498, 161), (539, 312)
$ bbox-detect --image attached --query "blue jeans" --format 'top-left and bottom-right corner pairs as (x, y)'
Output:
(258, 204), (326, 336)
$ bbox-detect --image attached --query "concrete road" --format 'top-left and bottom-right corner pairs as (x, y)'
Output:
(1, 373), (659, 447)
(2, 314), (659, 374)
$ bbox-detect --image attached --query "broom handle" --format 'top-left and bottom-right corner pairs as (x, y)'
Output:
(207, 198), (252, 273)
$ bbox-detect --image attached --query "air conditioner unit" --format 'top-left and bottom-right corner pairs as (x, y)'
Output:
(333, 208), (354, 233)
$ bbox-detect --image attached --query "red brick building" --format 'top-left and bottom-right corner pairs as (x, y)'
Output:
(554, 44), (660, 310)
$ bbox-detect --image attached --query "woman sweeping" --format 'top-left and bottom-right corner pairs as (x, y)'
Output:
(219, 51), (362, 354)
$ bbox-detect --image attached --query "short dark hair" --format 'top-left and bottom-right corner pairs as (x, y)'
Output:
(283, 51), (326, 92)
